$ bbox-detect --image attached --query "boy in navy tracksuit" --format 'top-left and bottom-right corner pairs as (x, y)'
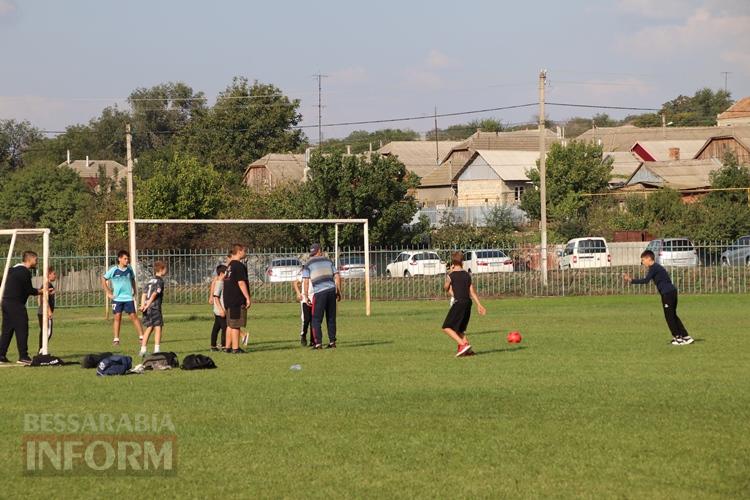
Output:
(625, 250), (694, 346)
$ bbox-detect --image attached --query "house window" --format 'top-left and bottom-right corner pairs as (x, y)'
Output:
(514, 186), (525, 202)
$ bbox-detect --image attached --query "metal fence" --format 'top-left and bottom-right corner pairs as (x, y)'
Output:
(5, 241), (750, 308)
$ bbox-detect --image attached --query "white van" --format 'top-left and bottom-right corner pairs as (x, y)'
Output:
(558, 237), (611, 269)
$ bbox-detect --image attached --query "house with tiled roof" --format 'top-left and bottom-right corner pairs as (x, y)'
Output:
(717, 97), (750, 127)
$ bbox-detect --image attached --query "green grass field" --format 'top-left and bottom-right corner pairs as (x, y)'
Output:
(1, 295), (749, 498)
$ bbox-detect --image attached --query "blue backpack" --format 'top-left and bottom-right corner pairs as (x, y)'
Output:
(96, 355), (133, 376)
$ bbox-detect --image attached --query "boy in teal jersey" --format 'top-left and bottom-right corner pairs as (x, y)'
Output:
(102, 250), (144, 346)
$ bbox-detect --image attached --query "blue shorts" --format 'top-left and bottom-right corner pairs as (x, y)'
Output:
(112, 301), (136, 315)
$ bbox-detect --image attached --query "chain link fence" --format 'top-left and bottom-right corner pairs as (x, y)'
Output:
(5, 241), (749, 308)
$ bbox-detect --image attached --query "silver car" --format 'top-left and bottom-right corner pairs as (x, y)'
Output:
(337, 255), (375, 279)
(645, 239), (699, 267)
(721, 236), (750, 266)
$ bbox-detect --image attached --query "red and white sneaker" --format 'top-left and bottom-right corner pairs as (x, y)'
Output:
(456, 343), (472, 357)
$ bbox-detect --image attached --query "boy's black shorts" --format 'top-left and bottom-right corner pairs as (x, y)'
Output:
(142, 308), (164, 327)
(442, 300), (472, 333)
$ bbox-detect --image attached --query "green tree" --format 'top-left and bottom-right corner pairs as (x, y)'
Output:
(631, 88), (733, 127)
(708, 151), (750, 204)
(179, 77), (305, 174)
(321, 128), (419, 153)
(299, 150), (420, 246)
(521, 141), (612, 223)
(427, 118), (506, 140)
(0, 162), (91, 248)
(0, 119), (43, 174)
(128, 82), (207, 151)
(563, 114), (620, 138)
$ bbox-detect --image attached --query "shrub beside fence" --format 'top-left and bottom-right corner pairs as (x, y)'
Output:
(8, 243), (749, 308)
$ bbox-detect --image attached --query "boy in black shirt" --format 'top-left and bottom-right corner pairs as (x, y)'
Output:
(139, 261), (167, 356)
(37, 267), (57, 353)
(0, 251), (42, 365)
(223, 244), (251, 353)
(624, 250), (694, 346)
(442, 251), (486, 357)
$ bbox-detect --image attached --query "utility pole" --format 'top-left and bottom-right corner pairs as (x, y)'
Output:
(434, 106), (439, 164)
(125, 124), (139, 304)
(720, 71), (731, 93)
(314, 73), (327, 145)
(538, 70), (548, 287)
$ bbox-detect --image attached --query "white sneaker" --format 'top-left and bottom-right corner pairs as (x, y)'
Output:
(681, 336), (695, 345)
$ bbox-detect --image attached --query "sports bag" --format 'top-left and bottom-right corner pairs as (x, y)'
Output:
(82, 352), (113, 369)
(181, 354), (216, 370)
(30, 354), (66, 367)
(142, 352), (179, 370)
(96, 355), (132, 376)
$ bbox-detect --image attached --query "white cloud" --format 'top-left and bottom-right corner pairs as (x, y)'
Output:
(426, 49), (452, 69)
(618, 7), (750, 75)
(403, 68), (444, 90)
(329, 66), (367, 85)
(0, 0), (16, 17)
(617, 0), (695, 19)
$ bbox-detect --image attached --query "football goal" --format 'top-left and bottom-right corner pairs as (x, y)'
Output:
(104, 218), (372, 317)
(0, 228), (52, 355)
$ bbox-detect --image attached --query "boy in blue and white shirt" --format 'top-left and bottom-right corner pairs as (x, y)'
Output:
(102, 250), (144, 346)
(302, 243), (341, 349)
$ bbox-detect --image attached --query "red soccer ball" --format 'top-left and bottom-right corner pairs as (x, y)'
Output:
(507, 331), (522, 344)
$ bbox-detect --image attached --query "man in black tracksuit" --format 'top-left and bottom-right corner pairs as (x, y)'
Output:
(1, 251), (42, 365)
(625, 249), (694, 346)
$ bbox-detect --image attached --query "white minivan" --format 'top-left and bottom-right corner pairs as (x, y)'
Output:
(386, 251), (443, 277)
(558, 237), (611, 269)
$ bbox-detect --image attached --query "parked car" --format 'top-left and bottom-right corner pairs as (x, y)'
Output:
(386, 251), (443, 277)
(337, 254), (376, 279)
(646, 238), (699, 267)
(463, 249), (514, 273)
(721, 235), (750, 266)
(265, 258), (302, 282)
(558, 237), (611, 269)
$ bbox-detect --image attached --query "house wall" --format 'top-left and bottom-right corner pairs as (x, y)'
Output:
(416, 186), (456, 206)
(696, 138), (750, 164)
(456, 179), (514, 207)
(243, 167), (271, 190)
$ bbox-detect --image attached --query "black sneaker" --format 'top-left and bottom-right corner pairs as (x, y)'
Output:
(326, 342), (337, 349)
(232, 348), (246, 354)
(210, 346), (221, 352)
(311, 344), (322, 350)
(0, 355), (9, 364)
(224, 348), (233, 353)
(17, 357), (32, 366)
(300, 335), (307, 347)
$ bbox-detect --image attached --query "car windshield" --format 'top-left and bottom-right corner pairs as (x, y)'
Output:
(578, 239), (607, 253)
(271, 259), (301, 267)
(476, 250), (506, 259)
(663, 240), (693, 252)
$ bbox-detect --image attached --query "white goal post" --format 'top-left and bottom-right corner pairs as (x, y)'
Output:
(104, 218), (371, 317)
(0, 228), (52, 355)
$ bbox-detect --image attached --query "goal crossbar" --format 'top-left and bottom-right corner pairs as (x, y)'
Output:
(104, 218), (371, 317)
(0, 228), (52, 355)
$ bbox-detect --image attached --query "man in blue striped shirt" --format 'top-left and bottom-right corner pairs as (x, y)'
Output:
(302, 243), (342, 349)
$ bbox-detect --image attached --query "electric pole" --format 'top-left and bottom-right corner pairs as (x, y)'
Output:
(434, 106), (439, 165)
(720, 71), (731, 93)
(538, 70), (548, 287)
(125, 124), (139, 304)
(314, 73), (327, 145)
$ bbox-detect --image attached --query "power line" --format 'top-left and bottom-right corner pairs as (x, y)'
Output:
(546, 102), (660, 112)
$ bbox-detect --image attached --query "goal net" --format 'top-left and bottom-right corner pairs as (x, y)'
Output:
(0, 228), (52, 355)
(104, 218), (372, 317)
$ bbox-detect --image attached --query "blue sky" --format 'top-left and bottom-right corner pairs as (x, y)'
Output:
(0, 0), (748, 140)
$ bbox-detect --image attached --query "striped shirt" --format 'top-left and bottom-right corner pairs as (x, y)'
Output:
(301, 256), (338, 294)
